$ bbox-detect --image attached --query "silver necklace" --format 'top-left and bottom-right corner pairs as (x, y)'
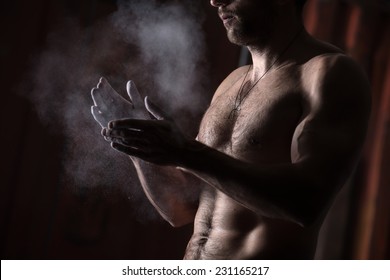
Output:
(229, 28), (304, 120)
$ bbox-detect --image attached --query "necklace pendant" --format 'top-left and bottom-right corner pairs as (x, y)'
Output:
(228, 106), (240, 120)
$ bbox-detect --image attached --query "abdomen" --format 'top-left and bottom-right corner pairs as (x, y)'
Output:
(185, 189), (319, 259)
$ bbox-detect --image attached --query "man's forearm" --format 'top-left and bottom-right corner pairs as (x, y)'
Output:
(179, 140), (340, 227)
(130, 156), (201, 227)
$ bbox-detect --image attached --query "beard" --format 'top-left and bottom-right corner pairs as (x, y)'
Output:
(226, 21), (269, 46)
(225, 6), (276, 47)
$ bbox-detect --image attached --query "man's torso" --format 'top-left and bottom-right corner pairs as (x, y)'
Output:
(184, 49), (344, 259)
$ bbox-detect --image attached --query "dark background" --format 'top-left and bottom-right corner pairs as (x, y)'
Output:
(1, 0), (389, 259)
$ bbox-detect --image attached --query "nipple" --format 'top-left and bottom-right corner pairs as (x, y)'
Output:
(249, 138), (260, 145)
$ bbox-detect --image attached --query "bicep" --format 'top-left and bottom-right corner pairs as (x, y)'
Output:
(291, 56), (370, 190)
(291, 115), (362, 188)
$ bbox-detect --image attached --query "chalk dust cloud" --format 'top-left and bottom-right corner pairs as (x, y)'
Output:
(23, 0), (209, 219)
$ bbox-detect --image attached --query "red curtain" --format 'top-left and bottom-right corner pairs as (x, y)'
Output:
(304, 0), (390, 259)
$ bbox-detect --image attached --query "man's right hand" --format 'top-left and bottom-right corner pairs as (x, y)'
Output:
(90, 77), (149, 129)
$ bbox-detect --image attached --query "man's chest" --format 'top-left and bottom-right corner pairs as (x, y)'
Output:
(197, 83), (303, 159)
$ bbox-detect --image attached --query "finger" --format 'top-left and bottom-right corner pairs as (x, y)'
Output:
(97, 77), (110, 89)
(116, 137), (150, 147)
(101, 128), (114, 142)
(91, 106), (108, 128)
(92, 77), (124, 108)
(91, 87), (104, 108)
(126, 80), (143, 108)
(109, 119), (161, 129)
(106, 127), (149, 143)
(106, 127), (143, 138)
(104, 136), (113, 142)
(144, 96), (171, 121)
(91, 87), (111, 111)
(102, 127), (111, 138)
(91, 88), (98, 106)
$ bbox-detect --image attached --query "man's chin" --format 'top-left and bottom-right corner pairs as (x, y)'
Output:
(226, 29), (269, 47)
(226, 30), (247, 46)
(227, 32), (252, 47)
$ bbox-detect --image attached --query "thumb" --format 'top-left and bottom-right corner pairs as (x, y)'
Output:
(126, 80), (143, 107)
(144, 96), (170, 121)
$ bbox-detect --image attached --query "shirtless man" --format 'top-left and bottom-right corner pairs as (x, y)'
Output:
(91, 0), (370, 259)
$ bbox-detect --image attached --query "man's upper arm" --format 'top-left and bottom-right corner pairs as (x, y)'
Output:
(291, 54), (370, 203)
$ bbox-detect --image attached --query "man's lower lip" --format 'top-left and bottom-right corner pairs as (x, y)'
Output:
(223, 17), (235, 26)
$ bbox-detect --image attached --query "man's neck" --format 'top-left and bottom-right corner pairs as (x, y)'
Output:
(247, 22), (305, 81)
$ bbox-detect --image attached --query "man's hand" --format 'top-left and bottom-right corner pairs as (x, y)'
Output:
(90, 77), (149, 129)
(104, 97), (189, 166)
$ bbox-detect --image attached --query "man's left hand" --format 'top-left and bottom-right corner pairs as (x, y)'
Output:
(104, 97), (188, 165)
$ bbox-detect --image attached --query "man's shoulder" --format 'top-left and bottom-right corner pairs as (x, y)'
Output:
(300, 53), (370, 99)
(299, 52), (371, 120)
(301, 53), (367, 83)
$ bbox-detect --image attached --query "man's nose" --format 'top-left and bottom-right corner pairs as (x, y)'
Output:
(210, 0), (232, 7)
